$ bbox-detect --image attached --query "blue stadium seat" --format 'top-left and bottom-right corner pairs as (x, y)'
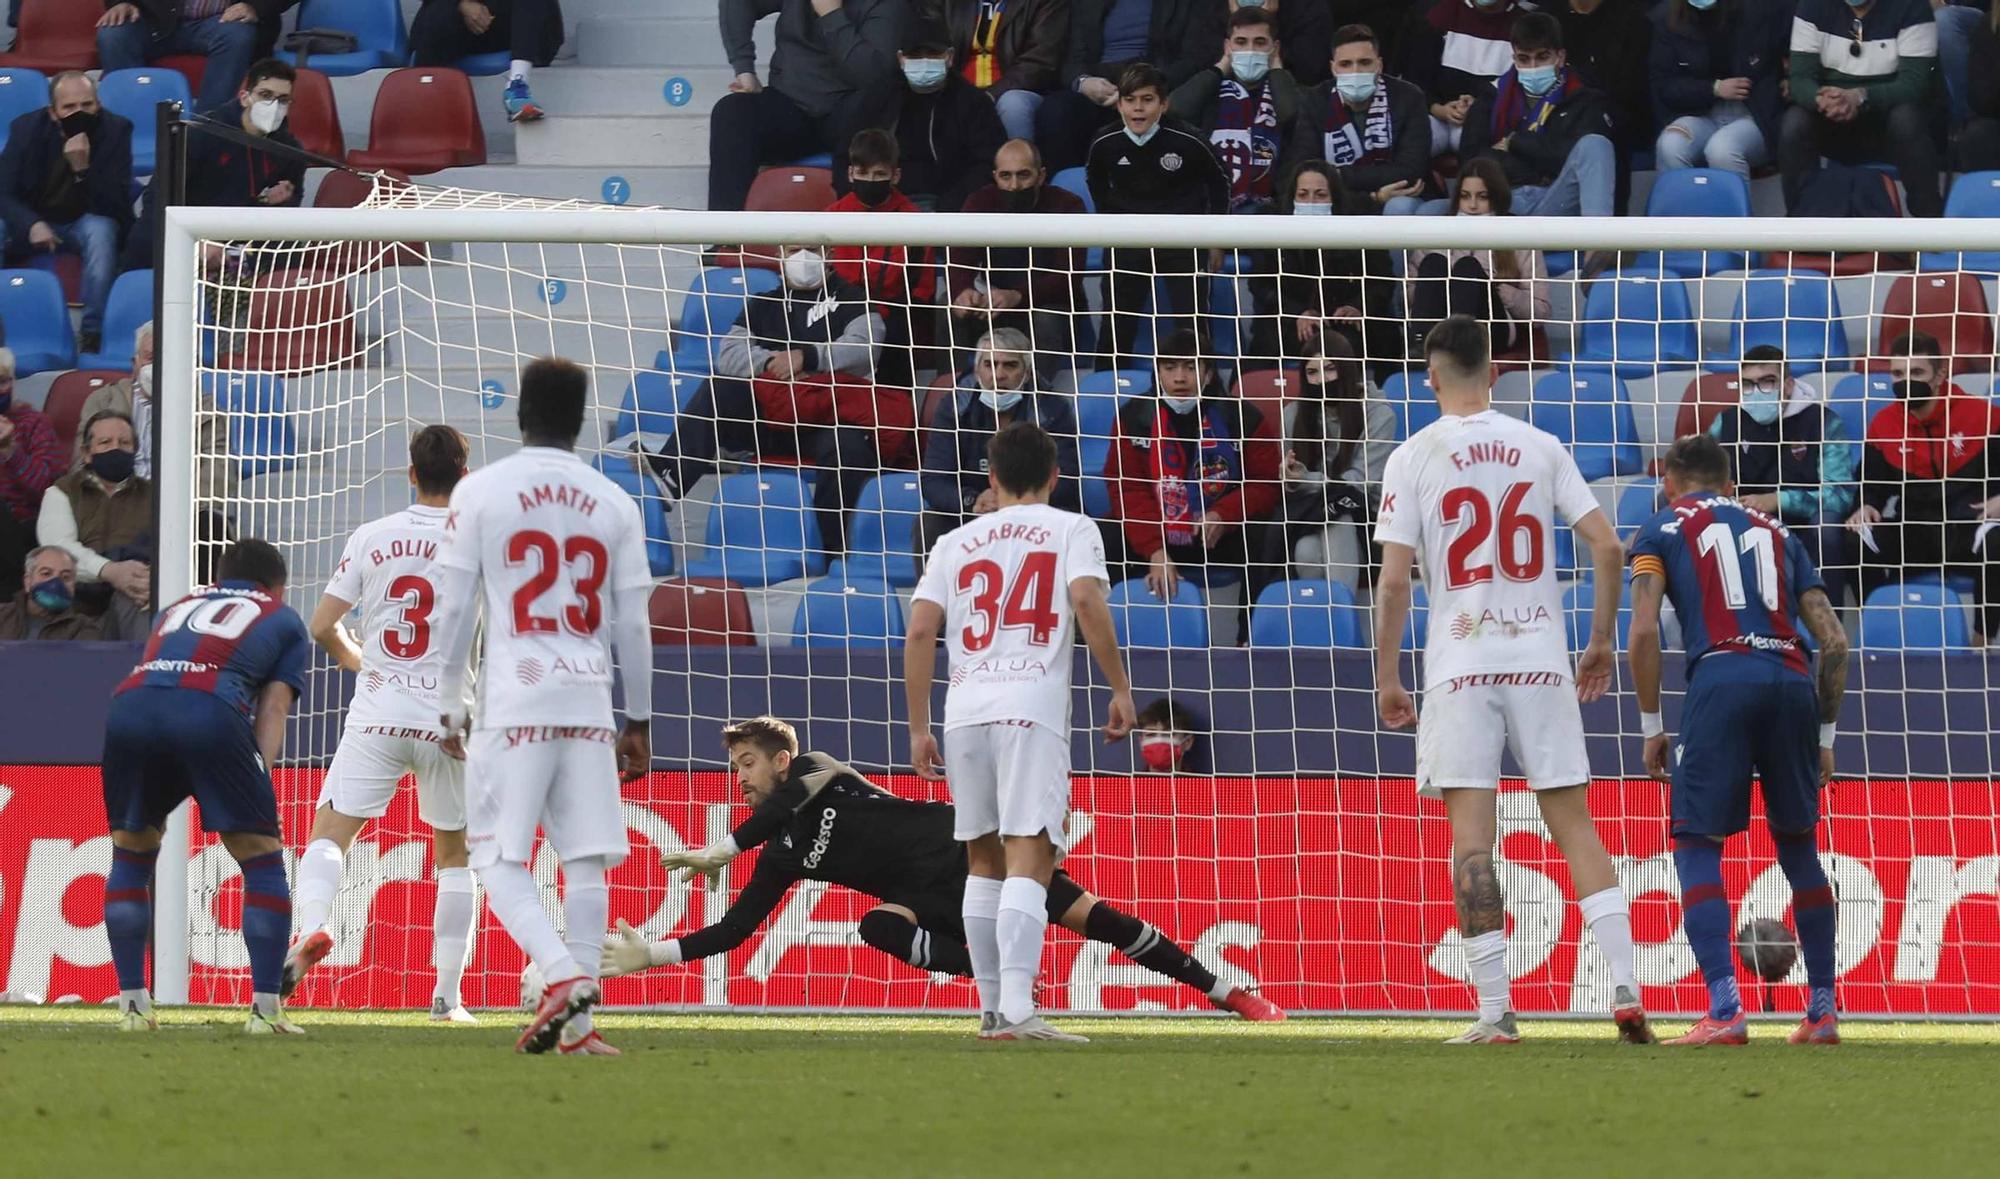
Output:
(1858, 582), (1974, 649)
(1568, 267), (1698, 374)
(1826, 371), (1895, 444)
(1380, 370), (1439, 438)
(793, 574), (905, 648)
(1563, 578), (1635, 649)
(204, 371), (295, 477)
(828, 471), (924, 588)
(1530, 368), (1644, 481)
(1724, 269), (1849, 374)
(591, 450), (675, 576)
(1643, 169), (1751, 276)
(78, 269), (151, 370)
(1075, 369), (1146, 517)
(1405, 581), (1430, 649)
(683, 471), (826, 587)
(97, 68), (191, 175)
(1616, 478), (1662, 538)
(456, 51), (510, 76)
(672, 266), (783, 376)
(610, 370), (704, 441)
(0, 69), (48, 154)
(1919, 172), (2000, 273)
(1107, 577), (1209, 648)
(1050, 166), (1094, 213)
(0, 269), (73, 373)
(1248, 579), (1363, 648)
(279, 0), (410, 75)
(789, 152), (834, 170)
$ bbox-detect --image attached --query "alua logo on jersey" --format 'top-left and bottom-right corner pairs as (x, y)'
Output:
(551, 654), (608, 677)
(1449, 604), (1553, 640)
(367, 670), (438, 693)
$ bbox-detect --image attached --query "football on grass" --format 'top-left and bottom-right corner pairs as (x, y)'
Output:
(1736, 918), (1800, 981)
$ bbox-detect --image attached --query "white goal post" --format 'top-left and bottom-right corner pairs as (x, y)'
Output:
(146, 201), (2000, 1016)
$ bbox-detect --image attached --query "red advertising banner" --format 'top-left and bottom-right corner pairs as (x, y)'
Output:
(3, 767), (1996, 1015)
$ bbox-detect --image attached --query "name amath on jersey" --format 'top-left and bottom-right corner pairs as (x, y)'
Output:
(1626, 434), (1851, 1047)
(1372, 316), (1653, 1047)
(283, 425), (482, 1024)
(906, 419), (1137, 1043)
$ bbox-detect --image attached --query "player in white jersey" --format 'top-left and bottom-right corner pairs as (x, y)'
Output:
(1372, 316), (1653, 1047)
(431, 357), (655, 1056)
(284, 426), (481, 1022)
(905, 421), (1136, 1043)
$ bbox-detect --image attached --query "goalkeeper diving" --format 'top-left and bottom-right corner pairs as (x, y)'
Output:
(601, 716), (1284, 1021)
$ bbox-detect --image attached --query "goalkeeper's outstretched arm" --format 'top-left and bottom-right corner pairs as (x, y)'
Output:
(601, 869), (793, 976)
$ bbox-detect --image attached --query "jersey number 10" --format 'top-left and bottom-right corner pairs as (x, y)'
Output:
(958, 551), (1060, 651)
(1696, 521), (1781, 611)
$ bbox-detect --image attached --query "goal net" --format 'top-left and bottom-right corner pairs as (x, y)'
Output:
(149, 178), (2000, 1018)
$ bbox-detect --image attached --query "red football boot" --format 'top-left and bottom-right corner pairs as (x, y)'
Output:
(1787, 1014), (1840, 1045)
(516, 975), (600, 1055)
(1219, 986), (1287, 1022)
(1666, 1014), (1749, 1046)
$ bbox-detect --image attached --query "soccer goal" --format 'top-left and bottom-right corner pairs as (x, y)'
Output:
(148, 185), (2000, 1017)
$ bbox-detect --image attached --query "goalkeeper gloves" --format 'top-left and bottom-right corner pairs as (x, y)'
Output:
(660, 838), (739, 892)
(601, 919), (679, 977)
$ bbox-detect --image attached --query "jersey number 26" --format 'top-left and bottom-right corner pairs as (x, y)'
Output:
(1442, 482), (1545, 589)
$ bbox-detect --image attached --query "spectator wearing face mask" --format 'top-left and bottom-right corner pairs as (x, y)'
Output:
(647, 246), (909, 556)
(1707, 344), (1858, 608)
(1168, 7), (1304, 214)
(917, 327), (1080, 556)
(0, 72), (134, 355)
(1034, 0), (1227, 174)
(1134, 697), (1203, 772)
(1405, 158), (1550, 356)
(0, 347), (63, 587)
(1412, 0), (1533, 156)
(1265, 334), (1394, 590)
(946, 138), (1088, 366)
(1295, 23), (1431, 216)
(827, 127), (944, 388)
(38, 410), (153, 638)
(1244, 160), (1399, 368)
(77, 323), (240, 501)
(1442, 12), (1616, 218)
(0, 545), (107, 639)
(1847, 330), (2000, 641)
(879, 19), (1006, 211)
(933, 0), (1068, 141)
(1108, 328), (1282, 615)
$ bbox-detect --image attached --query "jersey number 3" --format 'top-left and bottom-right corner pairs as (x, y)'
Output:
(507, 530), (609, 637)
(958, 551), (1060, 651)
(1441, 483), (1544, 589)
(382, 575), (435, 659)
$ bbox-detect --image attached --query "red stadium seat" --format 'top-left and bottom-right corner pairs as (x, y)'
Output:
(1675, 371), (1741, 441)
(649, 578), (756, 646)
(1232, 366), (1298, 404)
(156, 53), (208, 98)
(286, 67), (343, 161)
(344, 68), (485, 175)
(312, 168), (422, 267)
(747, 166), (836, 212)
(1870, 272), (1994, 374)
(222, 269), (355, 374)
(916, 371), (955, 460)
(42, 369), (124, 457)
(0, 0), (100, 72)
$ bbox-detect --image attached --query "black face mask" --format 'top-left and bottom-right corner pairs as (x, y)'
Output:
(998, 185), (1040, 213)
(1893, 379), (1933, 402)
(58, 109), (97, 139)
(850, 178), (894, 207)
(89, 448), (136, 483)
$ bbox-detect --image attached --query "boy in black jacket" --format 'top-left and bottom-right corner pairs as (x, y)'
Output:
(1085, 64), (1229, 368)
(1453, 11), (1616, 217)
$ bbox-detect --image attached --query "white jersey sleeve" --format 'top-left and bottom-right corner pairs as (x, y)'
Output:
(1063, 514), (1110, 590)
(1373, 446), (1421, 550)
(1548, 440), (1603, 528)
(326, 531), (364, 604)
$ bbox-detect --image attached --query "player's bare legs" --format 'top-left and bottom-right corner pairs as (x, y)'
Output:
(1536, 785), (1653, 1044)
(1442, 789), (1518, 1044)
(220, 830), (304, 1035)
(104, 826), (164, 1030)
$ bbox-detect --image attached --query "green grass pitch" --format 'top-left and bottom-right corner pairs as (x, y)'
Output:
(4, 1007), (1997, 1177)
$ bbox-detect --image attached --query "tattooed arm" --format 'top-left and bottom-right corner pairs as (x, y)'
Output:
(1795, 586), (1848, 787)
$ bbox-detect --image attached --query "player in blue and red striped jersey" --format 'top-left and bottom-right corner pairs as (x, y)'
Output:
(1626, 435), (1850, 1047)
(98, 538), (312, 1035)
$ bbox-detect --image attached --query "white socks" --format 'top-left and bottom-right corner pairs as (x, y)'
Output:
(1578, 885), (1638, 995)
(961, 876), (1003, 1017)
(432, 867), (477, 1008)
(292, 838), (343, 937)
(996, 876), (1049, 1026)
(560, 856), (609, 1035)
(480, 859), (578, 986)
(1463, 929), (1511, 1023)
(509, 59), (531, 84)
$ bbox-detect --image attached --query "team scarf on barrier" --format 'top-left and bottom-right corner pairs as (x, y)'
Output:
(1213, 78), (1281, 212)
(1150, 402), (1244, 547)
(1321, 82), (1394, 168)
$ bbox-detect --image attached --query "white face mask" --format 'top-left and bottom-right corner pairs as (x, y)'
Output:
(782, 249), (825, 290)
(980, 389), (1023, 413)
(135, 363), (153, 399)
(248, 98), (286, 134)
(1294, 200), (1333, 216)
(1161, 394), (1199, 415)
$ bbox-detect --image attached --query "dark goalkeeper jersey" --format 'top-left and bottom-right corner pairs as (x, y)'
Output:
(677, 752), (967, 962)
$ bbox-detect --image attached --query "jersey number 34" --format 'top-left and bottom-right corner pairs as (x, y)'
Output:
(958, 551), (1060, 651)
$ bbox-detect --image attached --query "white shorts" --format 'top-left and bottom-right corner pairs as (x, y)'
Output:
(464, 727), (630, 870)
(319, 728), (466, 830)
(944, 720), (1072, 850)
(1416, 676), (1590, 798)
